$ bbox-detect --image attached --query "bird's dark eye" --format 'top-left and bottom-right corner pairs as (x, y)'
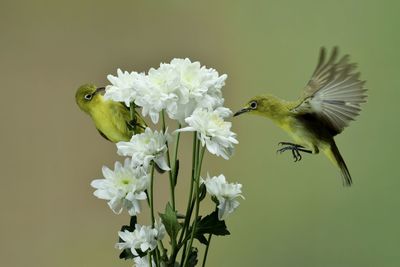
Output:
(84, 94), (92, 100)
(250, 101), (257, 109)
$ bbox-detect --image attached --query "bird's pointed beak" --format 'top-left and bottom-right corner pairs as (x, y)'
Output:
(94, 87), (105, 95)
(233, 107), (251, 117)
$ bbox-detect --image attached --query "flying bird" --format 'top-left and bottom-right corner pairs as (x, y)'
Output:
(234, 47), (367, 186)
(75, 84), (146, 143)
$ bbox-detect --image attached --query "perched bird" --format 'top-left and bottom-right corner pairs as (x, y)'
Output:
(234, 47), (367, 186)
(75, 84), (146, 143)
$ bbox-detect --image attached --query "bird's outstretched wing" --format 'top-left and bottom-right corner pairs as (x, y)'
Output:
(291, 47), (367, 135)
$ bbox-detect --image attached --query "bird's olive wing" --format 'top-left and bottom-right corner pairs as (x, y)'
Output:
(110, 103), (134, 137)
(113, 103), (147, 135)
(292, 47), (367, 135)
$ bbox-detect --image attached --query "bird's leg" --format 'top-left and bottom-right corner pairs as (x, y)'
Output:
(277, 142), (312, 162)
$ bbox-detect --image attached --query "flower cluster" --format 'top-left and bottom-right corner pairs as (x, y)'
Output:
(105, 59), (237, 160)
(87, 58), (243, 267)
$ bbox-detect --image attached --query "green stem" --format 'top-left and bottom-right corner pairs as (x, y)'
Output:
(161, 110), (176, 211)
(150, 163), (156, 227)
(181, 139), (201, 256)
(129, 102), (136, 120)
(149, 253), (153, 267)
(166, 125), (181, 263)
(179, 134), (198, 242)
(172, 125), (181, 181)
(183, 145), (206, 267)
(154, 250), (160, 267)
(179, 197), (195, 266)
(145, 175), (166, 262)
(176, 134), (198, 265)
(149, 163), (162, 266)
(201, 234), (213, 267)
(168, 232), (192, 266)
(158, 240), (167, 261)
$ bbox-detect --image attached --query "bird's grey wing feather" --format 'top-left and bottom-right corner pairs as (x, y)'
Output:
(291, 47), (367, 135)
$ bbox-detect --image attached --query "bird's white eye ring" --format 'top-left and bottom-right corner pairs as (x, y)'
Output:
(250, 101), (257, 109)
(84, 94), (92, 100)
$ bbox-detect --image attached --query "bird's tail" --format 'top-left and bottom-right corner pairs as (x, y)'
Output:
(324, 140), (352, 186)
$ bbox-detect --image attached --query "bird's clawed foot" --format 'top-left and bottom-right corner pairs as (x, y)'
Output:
(277, 142), (312, 162)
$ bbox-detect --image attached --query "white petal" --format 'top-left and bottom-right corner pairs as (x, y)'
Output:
(154, 156), (170, 171)
(131, 247), (139, 256)
(175, 126), (195, 133)
(108, 198), (123, 214)
(149, 112), (159, 124)
(93, 189), (112, 200)
(90, 179), (104, 189)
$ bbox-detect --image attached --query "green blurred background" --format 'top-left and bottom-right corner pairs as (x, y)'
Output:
(1, 0), (399, 266)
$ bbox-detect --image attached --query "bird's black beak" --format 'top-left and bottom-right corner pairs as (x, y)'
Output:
(233, 107), (251, 117)
(94, 87), (105, 95)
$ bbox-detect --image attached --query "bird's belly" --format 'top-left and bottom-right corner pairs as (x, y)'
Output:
(288, 128), (312, 145)
(280, 120), (320, 151)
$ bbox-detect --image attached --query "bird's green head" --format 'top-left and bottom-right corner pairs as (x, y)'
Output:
(75, 83), (105, 114)
(234, 94), (284, 118)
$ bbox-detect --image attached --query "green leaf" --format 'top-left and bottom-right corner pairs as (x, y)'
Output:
(119, 248), (146, 260)
(195, 234), (209, 245)
(194, 210), (230, 245)
(119, 249), (134, 260)
(159, 203), (182, 242)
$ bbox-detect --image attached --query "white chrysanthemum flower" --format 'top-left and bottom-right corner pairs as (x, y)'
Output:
(167, 58), (227, 123)
(133, 255), (155, 267)
(202, 174), (244, 220)
(104, 68), (144, 107)
(116, 222), (165, 256)
(134, 64), (180, 123)
(177, 107), (238, 159)
(116, 128), (171, 171)
(91, 158), (149, 216)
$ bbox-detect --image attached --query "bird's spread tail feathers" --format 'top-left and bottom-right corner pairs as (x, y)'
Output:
(324, 140), (352, 186)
